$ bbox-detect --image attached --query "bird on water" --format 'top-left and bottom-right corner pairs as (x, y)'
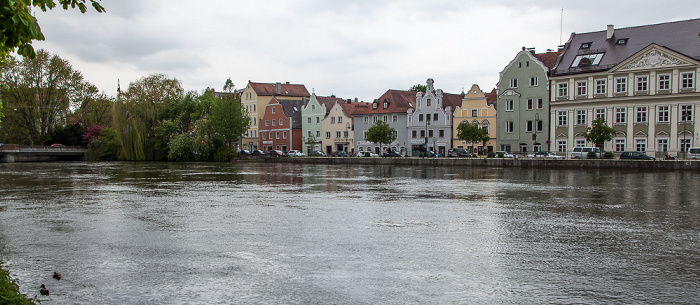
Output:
(39, 284), (50, 296)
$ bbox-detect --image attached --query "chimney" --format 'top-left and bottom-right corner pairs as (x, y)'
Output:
(355, 97), (358, 103)
(606, 24), (614, 40)
(276, 82), (282, 95)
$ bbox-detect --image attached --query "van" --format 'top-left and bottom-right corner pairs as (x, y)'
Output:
(688, 147), (700, 159)
(571, 147), (601, 159)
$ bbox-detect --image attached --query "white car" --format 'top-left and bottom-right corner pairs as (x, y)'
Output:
(495, 151), (517, 158)
(287, 150), (306, 157)
(528, 151), (564, 159)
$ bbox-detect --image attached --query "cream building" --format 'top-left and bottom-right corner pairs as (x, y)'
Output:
(452, 84), (497, 155)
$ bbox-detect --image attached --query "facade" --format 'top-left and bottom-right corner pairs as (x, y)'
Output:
(259, 97), (303, 152)
(452, 84), (498, 155)
(497, 48), (561, 154)
(321, 99), (367, 155)
(550, 20), (700, 158)
(241, 81), (310, 151)
(354, 90), (414, 155)
(406, 79), (462, 156)
(301, 94), (328, 154)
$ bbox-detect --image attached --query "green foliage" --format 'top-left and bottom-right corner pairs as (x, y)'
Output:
(487, 151), (495, 158)
(409, 84), (426, 92)
(0, 50), (97, 145)
(213, 146), (237, 162)
(582, 117), (616, 147)
(587, 151), (598, 159)
(456, 121), (490, 145)
(0, 267), (38, 304)
(603, 151), (614, 159)
(167, 133), (194, 162)
(210, 89), (249, 147)
(0, 0), (105, 61)
(85, 128), (121, 161)
(49, 122), (85, 145)
(365, 121), (396, 151)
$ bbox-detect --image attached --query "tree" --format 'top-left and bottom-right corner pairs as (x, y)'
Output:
(305, 136), (319, 152)
(456, 121), (490, 146)
(0, 49), (97, 145)
(582, 117), (617, 149)
(366, 120), (396, 154)
(0, 0), (105, 60)
(409, 84), (426, 92)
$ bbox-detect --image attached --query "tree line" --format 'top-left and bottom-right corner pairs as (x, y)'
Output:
(0, 49), (250, 162)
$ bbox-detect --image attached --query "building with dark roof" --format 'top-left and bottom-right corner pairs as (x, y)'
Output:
(550, 19), (700, 158)
(354, 89), (417, 155)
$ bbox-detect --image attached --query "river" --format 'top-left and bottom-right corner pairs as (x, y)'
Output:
(0, 162), (698, 304)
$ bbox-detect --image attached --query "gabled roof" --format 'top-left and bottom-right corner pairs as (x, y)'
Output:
(552, 18), (700, 76)
(533, 51), (562, 69)
(316, 95), (343, 114)
(249, 81), (310, 97)
(440, 92), (464, 110)
(278, 99), (304, 129)
(485, 88), (498, 110)
(355, 90), (417, 114)
(336, 100), (370, 119)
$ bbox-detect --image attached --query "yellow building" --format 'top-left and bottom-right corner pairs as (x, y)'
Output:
(240, 81), (310, 151)
(452, 84), (498, 155)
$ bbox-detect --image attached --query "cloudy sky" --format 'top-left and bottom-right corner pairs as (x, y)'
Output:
(32, 0), (699, 102)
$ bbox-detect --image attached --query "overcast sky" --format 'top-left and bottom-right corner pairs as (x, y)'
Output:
(32, 0), (699, 103)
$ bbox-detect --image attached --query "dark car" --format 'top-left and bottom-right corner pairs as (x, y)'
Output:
(620, 151), (655, 160)
(310, 151), (327, 157)
(332, 151), (348, 157)
(251, 150), (266, 155)
(383, 150), (401, 157)
(447, 148), (475, 157)
(238, 149), (252, 155)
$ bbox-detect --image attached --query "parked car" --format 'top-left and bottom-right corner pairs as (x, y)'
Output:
(424, 150), (441, 157)
(51, 143), (65, 147)
(528, 151), (564, 159)
(269, 150), (288, 157)
(362, 151), (379, 157)
(287, 150), (305, 157)
(688, 147), (700, 159)
(383, 150), (401, 157)
(251, 150), (266, 155)
(620, 151), (656, 160)
(310, 151), (327, 157)
(571, 147), (601, 159)
(238, 149), (252, 156)
(332, 151), (348, 157)
(495, 151), (516, 158)
(447, 148), (475, 157)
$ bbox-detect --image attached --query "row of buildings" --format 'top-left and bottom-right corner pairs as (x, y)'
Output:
(236, 18), (700, 158)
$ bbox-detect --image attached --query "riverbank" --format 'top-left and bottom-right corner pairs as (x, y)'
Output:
(0, 267), (38, 305)
(253, 156), (700, 170)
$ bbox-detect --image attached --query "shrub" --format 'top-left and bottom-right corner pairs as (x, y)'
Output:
(487, 152), (495, 158)
(603, 152), (614, 159)
(587, 151), (598, 159)
(0, 267), (38, 304)
(214, 147), (237, 162)
(497, 152), (504, 158)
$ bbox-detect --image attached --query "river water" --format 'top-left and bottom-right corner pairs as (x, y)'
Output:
(0, 162), (698, 304)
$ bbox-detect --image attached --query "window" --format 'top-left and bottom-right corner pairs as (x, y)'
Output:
(373, 116), (378, 123)
(615, 139), (625, 152)
(363, 116), (368, 124)
(658, 74), (671, 91)
(615, 107), (626, 124)
(283, 131), (287, 139)
(681, 105), (693, 121)
(657, 105), (670, 123)
(372, 103), (377, 109)
(279, 119), (283, 126)
(657, 138), (669, 153)
(576, 81), (587, 96)
(680, 138), (691, 152)
(471, 109), (478, 117)
(616, 38), (628, 45)
(308, 131), (312, 137)
(262, 132), (266, 140)
(526, 99), (533, 110)
(505, 121), (514, 133)
(428, 130), (433, 138)
(635, 138), (646, 152)
(595, 79), (607, 95)
(482, 125), (489, 134)
(636, 76), (648, 92)
(265, 120), (269, 127)
(420, 130), (425, 138)
(575, 109), (586, 125)
(276, 132), (280, 139)
(635, 106), (647, 123)
(433, 113), (438, 121)
(615, 77), (627, 93)
(383, 115), (389, 122)
(363, 132), (367, 140)
(336, 131), (341, 138)
(536, 120), (543, 132)
(571, 53), (604, 67)
(510, 78), (518, 88)
(383, 102), (388, 109)
(316, 117), (320, 124)
(580, 42), (591, 49)
(307, 117), (311, 124)
(393, 115), (398, 122)
(530, 77), (538, 87)
(316, 131), (320, 137)
(272, 120), (276, 126)
(311, 104), (315, 110)
(426, 99), (431, 107)
(338, 116), (343, 123)
(326, 132), (331, 139)
(526, 120), (533, 132)
(557, 140), (567, 153)
(537, 99), (543, 109)
(681, 72), (694, 89)
(412, 130), (417, 138)
(271, 108), (275, 114)
(557, 110), (568, 126)
(594, 108), (605, 120)
(558, 83), (568, 97)
(575, 140), (586, 147)
(505, 100), (514, 111)
(331, 117), (335, 124)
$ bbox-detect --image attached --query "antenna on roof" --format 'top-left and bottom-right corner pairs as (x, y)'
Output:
(559, 7), (564, 46)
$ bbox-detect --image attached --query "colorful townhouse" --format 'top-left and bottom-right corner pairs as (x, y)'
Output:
(240, 81), (310, 151)
(549, 19), (700, 158)
(259, 97), (304, 152)
(496, 48), (561, 154)
(354, 90), (415, 155)
(406, 79), (463, 156)
(321, 99), (368, 155)
(452, 84), (498, 155)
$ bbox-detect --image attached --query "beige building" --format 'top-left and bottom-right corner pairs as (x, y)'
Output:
(240, 81), (309, 151)
(452, 84), (498, 155)
(320, 99), (367, 155)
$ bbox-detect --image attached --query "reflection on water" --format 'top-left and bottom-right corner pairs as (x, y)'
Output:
(0, 162), (698, 304)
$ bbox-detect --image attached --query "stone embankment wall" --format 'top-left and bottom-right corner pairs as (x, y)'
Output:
(256, 157), (700, 170)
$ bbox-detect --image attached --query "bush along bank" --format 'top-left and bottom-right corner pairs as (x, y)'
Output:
(0, 267), (38, 305)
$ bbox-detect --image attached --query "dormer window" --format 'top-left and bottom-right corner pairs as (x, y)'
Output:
(383, 102), (388, 109)
(571, 53), (604, 68)
(580, 42), (592, 49)
(372, 103), (377, 109)
(616, 38), (628, 45)
(426, 98), (431, 107)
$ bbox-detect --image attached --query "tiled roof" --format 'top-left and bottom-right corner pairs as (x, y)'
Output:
(249, 81), (310, 97)
(441, 92), (464, 110)
(533, 51), (562, 69)
(553, 18), (700, 76)
(355, 90), (417, 114)
(316, 95), (343, 114)
(337, 100), (370, 119)
(278, 99), (305, 129)
(484, 88), (498, 110)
